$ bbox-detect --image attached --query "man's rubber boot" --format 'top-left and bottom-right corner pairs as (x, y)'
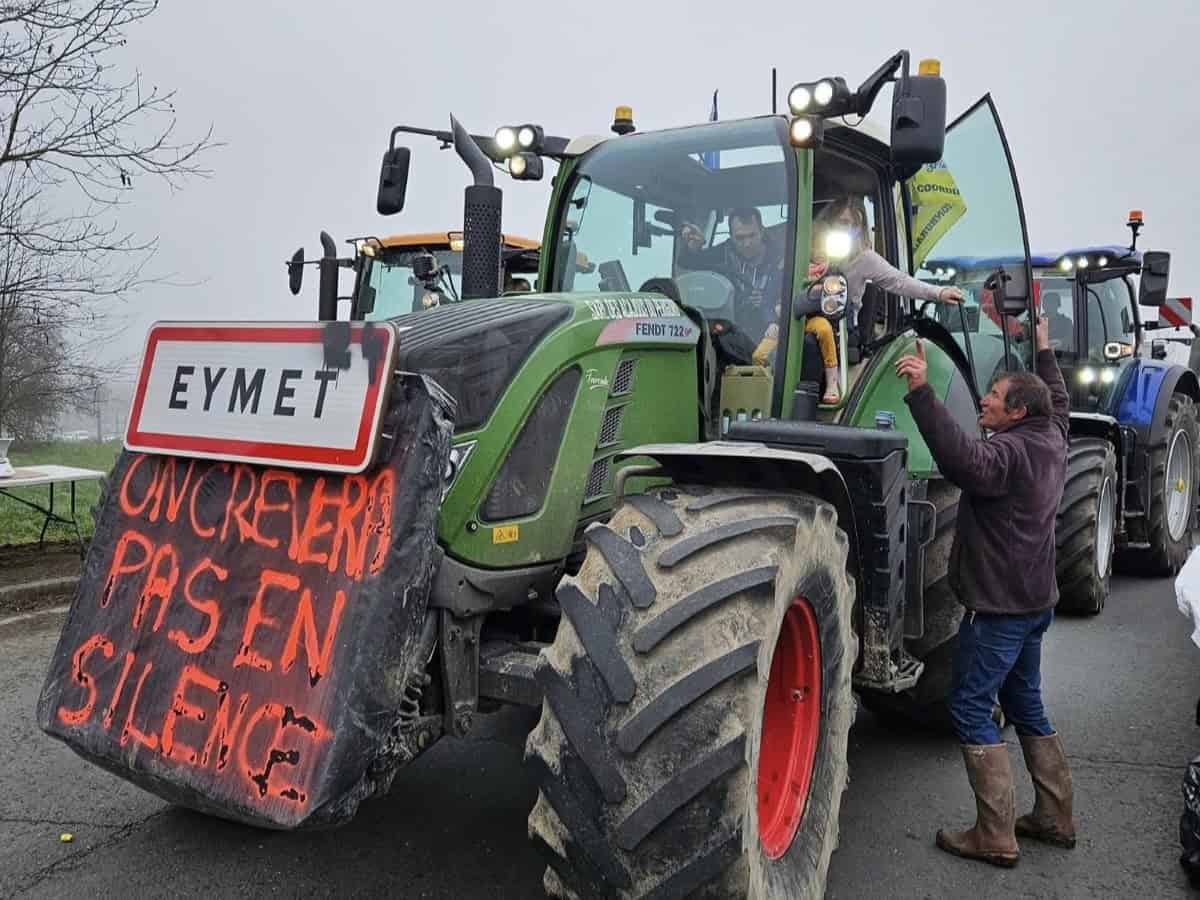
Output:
(936, 744), (1020, 867)
(1015, 732), (1077, 848)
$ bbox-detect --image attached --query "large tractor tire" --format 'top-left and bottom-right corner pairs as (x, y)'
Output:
(525, 486), (856, 899)
(1116, 393), (1198, 576)
(856, 480), (963, 732)
(1055, 438), (1118, 615)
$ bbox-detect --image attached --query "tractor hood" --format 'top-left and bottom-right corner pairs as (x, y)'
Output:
(387, 293), (699, 434)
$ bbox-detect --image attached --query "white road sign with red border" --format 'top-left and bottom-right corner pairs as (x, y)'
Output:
(125, 322), (398, 473)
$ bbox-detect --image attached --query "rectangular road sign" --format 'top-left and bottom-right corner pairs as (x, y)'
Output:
(1161, 297), (1194, 328)
(125, 322), (398, 473)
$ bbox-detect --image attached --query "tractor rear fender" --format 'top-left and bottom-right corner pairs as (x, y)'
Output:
(615, 441), (869, 656)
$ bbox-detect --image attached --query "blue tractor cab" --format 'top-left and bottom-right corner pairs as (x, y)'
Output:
(924, 213), (1196, 614)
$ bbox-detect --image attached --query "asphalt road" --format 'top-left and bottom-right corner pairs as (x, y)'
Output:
(2, 572), (1197, 899)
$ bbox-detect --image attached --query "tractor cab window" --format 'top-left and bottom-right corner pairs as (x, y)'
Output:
(549, 118), (795, 365)
(1037, 278), (1076, 354)
(366, 249), (463, 319)
(1084, 276), (1136, 361)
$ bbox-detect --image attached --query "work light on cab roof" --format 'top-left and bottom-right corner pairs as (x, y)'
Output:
(493, 123), (546, 180)
(785, 52), (946, 173)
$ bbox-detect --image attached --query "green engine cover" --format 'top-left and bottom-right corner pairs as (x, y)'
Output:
(435, 294), (699, 569)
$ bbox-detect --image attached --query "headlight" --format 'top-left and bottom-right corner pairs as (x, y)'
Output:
(507, 151), (543, 180)
(821, 294), (846, 316)
(824, 229), (852, 260)
(788, 85), (812, 114)
(494, 127), (517, 153)
(1098, 256), (1109, 267)
(1060, 258), (1073, 272)
(814, 80), (835, 106)
(1077, 256), (1089, 269)
(518, 126), (536, 148)
(1078, 368), (1096, 385)
(1100, 368), (1116, 384)
(819, 275), (848, 316)
(790, 117), (813, 142)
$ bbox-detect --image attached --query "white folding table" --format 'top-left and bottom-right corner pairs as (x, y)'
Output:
(0, 465), (105, 553)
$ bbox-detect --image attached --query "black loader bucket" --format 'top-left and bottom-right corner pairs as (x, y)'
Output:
(37, 373), (454, 829)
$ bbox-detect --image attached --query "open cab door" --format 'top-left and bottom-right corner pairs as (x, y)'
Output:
(907, 95), (1035, 396)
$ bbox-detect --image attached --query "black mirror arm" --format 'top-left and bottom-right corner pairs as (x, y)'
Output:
(853, 50), (908, 117)
(387, 123), (570, 164)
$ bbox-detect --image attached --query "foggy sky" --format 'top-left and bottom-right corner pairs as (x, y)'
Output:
(101, 0), (1200, 376)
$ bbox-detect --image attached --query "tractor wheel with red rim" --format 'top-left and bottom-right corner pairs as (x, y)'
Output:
(526, 486), (856, 898)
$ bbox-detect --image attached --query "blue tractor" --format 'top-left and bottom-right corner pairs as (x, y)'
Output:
(923, 212), (1196, 614)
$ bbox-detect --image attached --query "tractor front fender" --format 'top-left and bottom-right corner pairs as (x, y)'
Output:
(616, 441), (858, 580)
(616, 441), (875, 666)
(1069, 411), (1122, 449)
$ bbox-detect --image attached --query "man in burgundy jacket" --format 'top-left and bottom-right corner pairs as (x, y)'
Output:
(895, 316), (1077, 868)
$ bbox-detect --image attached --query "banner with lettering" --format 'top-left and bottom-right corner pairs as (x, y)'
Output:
(905, 160), (968, 270)
(38, 373), (454, 829)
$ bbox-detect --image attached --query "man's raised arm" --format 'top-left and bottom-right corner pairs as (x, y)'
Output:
(1035, 315), (1070, 435)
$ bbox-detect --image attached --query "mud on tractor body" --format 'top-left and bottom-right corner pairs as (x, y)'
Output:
(41, 52), (1053, 897)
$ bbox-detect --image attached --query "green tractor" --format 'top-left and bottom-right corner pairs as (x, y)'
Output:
(40, 52), (1045, 897)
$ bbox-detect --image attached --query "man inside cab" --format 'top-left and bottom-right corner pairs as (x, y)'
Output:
(1042, 291), (1074, 351)
(677, 207), (784, 350)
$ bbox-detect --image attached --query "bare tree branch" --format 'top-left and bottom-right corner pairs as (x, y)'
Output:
(0, 0), (216, 438)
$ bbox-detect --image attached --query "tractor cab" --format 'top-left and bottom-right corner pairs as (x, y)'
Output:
(357, 232), (541, 318)
(285, 231), (542, 320)
(1029, 221), (1175, 414)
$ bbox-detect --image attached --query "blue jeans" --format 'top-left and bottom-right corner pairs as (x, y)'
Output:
(949, 609), (1056, 745)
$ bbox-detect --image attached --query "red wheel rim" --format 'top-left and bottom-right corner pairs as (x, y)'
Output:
(756, 597), (822, 859)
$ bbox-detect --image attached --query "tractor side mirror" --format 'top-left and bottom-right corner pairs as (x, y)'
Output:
(411, 252), (439, 282)
(1139, 250), (1171, 307)
(376, 146), (411, 216)
(287, 247), (304, 296)
(890, 71), (947, 175)
(986, 266), (1030, 316)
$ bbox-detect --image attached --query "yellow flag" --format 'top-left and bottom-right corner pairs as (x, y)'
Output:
(905, 161), (967, 269)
